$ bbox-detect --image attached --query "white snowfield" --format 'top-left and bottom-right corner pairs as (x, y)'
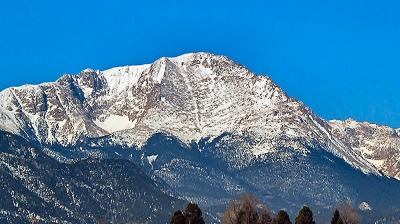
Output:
(0, 52), (399, 179)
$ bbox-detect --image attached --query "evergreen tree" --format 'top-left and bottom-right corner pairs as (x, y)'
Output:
(185, 203), (205, 224)
(331, 209), (344, 224)
(272, 210), (292, 224)
(295, 206), (315, 224)
(170, 210), (186, 224)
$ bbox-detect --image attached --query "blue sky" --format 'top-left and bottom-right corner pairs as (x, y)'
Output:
(1, 1), (399, 127)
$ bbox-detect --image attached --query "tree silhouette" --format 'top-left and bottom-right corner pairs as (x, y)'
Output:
(170, 203), (205, 224)
(222, 194), (273, 224)
(272, 210), (291, 224)
(331, 209), (344, 224)
(170, 210), (185, 224)
(295, 206), (315, 224)
(185, 203), (205, 224)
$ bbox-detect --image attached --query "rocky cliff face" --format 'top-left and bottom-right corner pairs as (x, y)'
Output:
(329, 119), (400, 179)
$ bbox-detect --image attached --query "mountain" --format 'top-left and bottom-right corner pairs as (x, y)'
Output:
(0, 52), (387, 174)
(0, 52), (399, 223)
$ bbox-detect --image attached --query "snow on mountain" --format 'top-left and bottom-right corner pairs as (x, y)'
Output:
(0, 52), (397, 178)
(329, 119), (400, 179)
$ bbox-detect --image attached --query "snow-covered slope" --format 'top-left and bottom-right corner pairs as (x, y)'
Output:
(0, 52), (395, 177)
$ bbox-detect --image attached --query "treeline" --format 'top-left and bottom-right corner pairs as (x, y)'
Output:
(170, 194), (361, 224)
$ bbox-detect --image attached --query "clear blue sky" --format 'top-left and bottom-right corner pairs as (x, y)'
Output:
(1, 1), (399, 128)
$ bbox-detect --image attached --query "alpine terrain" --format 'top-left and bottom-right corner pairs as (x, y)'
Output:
(0, 52), (399, 223)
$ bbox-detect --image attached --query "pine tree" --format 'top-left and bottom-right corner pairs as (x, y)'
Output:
(295, 206), (315, 224)
(170, 210), (186, 224)
(184, 203), (205, 224)
(331, 209), (344, 224)
(272, 210), (292, 224)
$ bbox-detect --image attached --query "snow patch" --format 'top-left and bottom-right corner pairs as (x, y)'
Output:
(168, 53), (194, 65)
(82, 68), (95, 73)
(252, 144), (274, 156)
(358, 202), (372, 211)
(80, 86), (93, 99)
(199, 66), (213, 76)
(154, 59), (166, 83)
(101, 64), (150, 95)
(147, 155), (158, 167)
(366, 158), (385, 168)
(94, 115), (137, 133)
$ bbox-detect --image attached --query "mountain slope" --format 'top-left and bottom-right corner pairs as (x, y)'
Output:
(0, 131), (185, 223)
(56, 132), (400, 223)
(329, 119), (400, 179)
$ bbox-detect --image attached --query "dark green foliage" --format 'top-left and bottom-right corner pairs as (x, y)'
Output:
(331, 209), (344, 224)
(272, 210), (292, 224)
(295, 206), (315, 224)
(185, 203), (205, 224)
(170, 203), (205, 224)
(170, 210), (185, 224)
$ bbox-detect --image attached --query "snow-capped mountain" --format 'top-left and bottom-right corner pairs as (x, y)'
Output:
(0, 52), (393, 176)
(1, 52), (400, 223)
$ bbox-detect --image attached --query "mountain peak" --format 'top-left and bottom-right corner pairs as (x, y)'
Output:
(0, 52), (288, 145)
(168, 52), (217, 62)
(81, 68), (97, 73)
